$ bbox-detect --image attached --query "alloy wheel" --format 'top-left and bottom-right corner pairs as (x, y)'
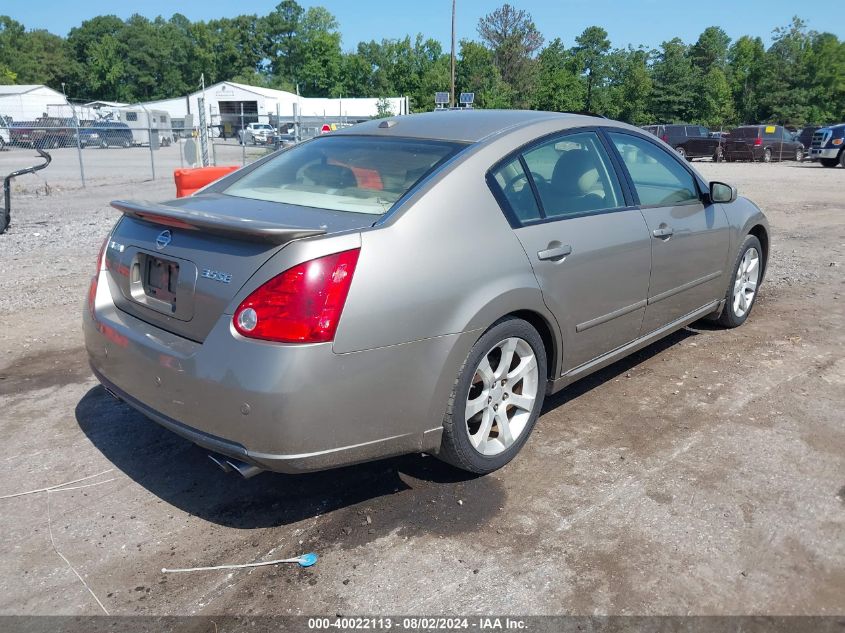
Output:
(733, 247), (760, 318)
(465, 337), (539, 456)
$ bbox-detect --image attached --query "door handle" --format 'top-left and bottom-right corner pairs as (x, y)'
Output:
(537, 244), (572, 261)
(652, 226), (674, 239)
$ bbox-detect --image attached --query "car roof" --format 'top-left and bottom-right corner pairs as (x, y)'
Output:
(333, 110), (612, 143)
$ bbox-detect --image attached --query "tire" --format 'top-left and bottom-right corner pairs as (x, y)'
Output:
(437, 317), (547, 474)
(840, 151), (845, 168)
(795, 148), (803, 162)
(713, 147), (723, 163)
(717, 235), (763, 328)
(760, 148), (772, 163)
(123, 139), (131, 148)
(0, 137), (5, 151)
(820, 158), (838, 168)
(675, 146), (686, 159)
(0, 206), (9, 234)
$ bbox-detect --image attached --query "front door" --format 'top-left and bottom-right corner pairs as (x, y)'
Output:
(490, 130), (652, 373)
(606, 131), (731, 334)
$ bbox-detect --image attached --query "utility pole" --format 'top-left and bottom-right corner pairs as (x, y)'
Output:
(450, 0), (456, 108)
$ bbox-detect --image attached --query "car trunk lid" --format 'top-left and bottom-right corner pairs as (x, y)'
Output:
(103, 193), (377, 342)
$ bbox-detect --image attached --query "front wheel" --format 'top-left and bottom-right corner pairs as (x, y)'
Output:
(820, 158), (838, 168)
(437, 318), (547, 474)
(718, 235), (763, 328)
(795, 148), (803, 161)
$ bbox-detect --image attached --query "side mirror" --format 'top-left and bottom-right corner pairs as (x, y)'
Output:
(710, 181), (737, 204)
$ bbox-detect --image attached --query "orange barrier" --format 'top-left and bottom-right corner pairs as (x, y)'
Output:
(174, 165), (239, 198)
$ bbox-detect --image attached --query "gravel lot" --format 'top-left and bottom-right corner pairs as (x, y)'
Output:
(0, 159), (843, 616)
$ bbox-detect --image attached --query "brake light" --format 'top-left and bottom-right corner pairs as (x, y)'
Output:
(88, 238), (108, 317)
(754, 138), (762, 146)
(233, 249), (360, 343)
(661, 134), (669, 142)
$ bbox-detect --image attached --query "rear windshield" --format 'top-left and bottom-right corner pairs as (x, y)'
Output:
(731, 128), (759, 138)
(223, 135), (465, 215)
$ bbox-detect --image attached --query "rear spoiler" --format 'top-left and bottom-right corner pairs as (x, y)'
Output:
(111, 200), (326, 244)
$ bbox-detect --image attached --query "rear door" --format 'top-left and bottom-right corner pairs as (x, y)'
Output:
(491, 129), (652, 373)
(605, 130), (730, 334)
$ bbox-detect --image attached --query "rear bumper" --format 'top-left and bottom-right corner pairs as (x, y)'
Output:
(83, 276), (460, 473)
(810, 147), (839, 160)
(724, 146), (762, 160)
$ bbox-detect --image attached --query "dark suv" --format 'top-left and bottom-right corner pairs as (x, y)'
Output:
(77, 121), (134, 148)
(723, 125), (804, 162)
(809, 124), (845, 167)
(641, 124), (724, 161)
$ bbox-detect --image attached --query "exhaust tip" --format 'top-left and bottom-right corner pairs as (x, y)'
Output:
(208, 453), (263, 478)
(225, 459), (263, 479)
(208, 453), (233, 473)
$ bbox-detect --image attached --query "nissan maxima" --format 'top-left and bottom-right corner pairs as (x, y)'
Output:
(84, 110), (769, 477)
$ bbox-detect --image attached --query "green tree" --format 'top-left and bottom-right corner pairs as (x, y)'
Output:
(650, 38), (696, 122)
(728, 35), (766, 123)
(532, 38), (583, 112)
(572, 26), (610, 112)
(456, 40), (513, 109)
(477, 4), (543, 107)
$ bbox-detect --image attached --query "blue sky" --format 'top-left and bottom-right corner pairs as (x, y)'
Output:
(5, 0), (844, 51)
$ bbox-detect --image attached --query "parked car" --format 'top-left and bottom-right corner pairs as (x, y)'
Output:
(808, 123), (845, 167)
(85, 111), (769, 477)
(8, 117), (75, 149)
(723, 125), (804, 162)
(240, 122), (276, 145)
(641, 124), (724, 161)
(0, 114), (10, 150)
(77, 121), (135, 148)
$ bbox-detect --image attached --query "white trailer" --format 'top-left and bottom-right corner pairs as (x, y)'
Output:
(118, 108), (174, 146)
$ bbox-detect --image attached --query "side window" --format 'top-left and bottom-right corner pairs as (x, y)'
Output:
(125, 112), (138, 122)
(608, 132), (700, 206)
(490, 157), (542, 223)
(521, 131), (624, 218)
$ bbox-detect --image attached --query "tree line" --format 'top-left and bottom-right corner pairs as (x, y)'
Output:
(1, 2), (844, 126)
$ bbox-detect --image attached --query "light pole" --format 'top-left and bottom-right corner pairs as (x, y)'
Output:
(450, 0), (456, 108)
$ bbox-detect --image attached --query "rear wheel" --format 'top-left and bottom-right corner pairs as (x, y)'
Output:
(712, 147), (723, 162)
(718, 235), (763, 328)
(675, 146), (687, 159)
(438, 318), (547, 474)
(760, 148), (772, 163)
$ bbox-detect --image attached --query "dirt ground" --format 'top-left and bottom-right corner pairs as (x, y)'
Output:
(0, 159), (842, 617)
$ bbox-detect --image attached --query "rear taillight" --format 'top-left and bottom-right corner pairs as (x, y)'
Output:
(661, 134), (669, 142)
(88, 238), (108, 316)
(754, 138), (762, 146)
(233, 248), (360, 344)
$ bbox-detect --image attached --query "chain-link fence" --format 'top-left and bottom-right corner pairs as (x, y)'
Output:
(0, 94), (357, 195)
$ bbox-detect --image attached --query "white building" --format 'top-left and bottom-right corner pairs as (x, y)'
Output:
(0, 85), (68, 121)
(133, 81), (407, 131)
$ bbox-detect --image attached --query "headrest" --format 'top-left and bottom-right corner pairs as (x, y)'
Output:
(304, 163), (357, 189)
